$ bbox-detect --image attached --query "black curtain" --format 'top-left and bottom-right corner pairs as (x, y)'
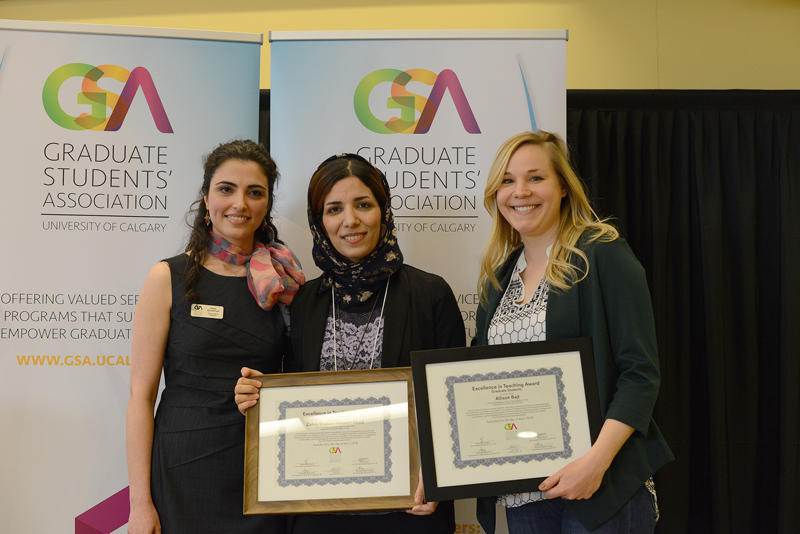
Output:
(259, 90), (271, 152)
(567, 90), (800, 534)
(259, 89), (800, 533)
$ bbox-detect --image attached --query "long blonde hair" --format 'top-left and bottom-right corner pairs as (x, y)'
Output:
(478, 131), (618, 301)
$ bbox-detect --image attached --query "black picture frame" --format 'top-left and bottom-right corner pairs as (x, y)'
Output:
(411, 338), (602, 501)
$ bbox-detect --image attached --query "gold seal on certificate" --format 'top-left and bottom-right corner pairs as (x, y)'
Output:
(244, 368), (420, 514)
(410, 338), (602, 501)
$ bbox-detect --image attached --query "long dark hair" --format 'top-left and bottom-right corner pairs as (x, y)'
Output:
(184, 140), (280, 300)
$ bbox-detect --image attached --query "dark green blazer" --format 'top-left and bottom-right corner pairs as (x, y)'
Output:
(475, 237), (674, 532)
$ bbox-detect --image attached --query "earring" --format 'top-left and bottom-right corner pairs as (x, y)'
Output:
(204, 212), (210, 226)
(262, 218), (269, 231)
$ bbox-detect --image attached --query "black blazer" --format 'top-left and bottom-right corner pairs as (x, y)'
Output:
(285, 264), (465, 532)
(287, 264), (466, 371)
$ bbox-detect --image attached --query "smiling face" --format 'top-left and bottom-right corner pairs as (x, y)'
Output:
(321, 176), (382, 262)
(203, 159), (270, 252)
(496, 143), (566, 243)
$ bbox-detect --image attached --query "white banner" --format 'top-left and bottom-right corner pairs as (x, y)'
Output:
(0, 19), (260, 533)
(270, 29), (566, 533)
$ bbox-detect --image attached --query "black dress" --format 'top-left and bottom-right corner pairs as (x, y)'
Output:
(150, 254), (287, 533)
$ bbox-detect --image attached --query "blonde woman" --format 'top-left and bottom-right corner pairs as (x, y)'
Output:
(473, 131), (673, 534)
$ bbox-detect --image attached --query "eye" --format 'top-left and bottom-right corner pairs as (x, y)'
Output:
(501, 177), (514, 185)
(529, 175), (543, 182)
(248, 189), (266, 198)
(325, 206), (342, 216)
(216, 185), (232, 193)
(357, 200), (375, 209)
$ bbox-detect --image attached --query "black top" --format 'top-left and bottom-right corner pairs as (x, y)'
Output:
(287, 264), (466, 372)
(150, 254), (287, 533)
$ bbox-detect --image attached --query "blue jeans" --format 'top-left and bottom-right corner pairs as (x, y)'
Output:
(505, 485), (656, 534)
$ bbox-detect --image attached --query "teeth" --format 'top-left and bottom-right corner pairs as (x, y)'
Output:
(343, 235), (363, 242)
(512, 206), (536, 213)
(227, 215), (248, 221)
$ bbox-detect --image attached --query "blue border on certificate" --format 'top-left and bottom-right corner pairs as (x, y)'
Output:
(276, 396), (393, 487)
(445, 368), (572, 468)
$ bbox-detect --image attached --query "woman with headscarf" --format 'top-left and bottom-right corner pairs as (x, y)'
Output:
(236, 153), (465, 534)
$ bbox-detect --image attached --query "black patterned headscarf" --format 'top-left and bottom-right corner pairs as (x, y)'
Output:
(307, 153), (403, 309)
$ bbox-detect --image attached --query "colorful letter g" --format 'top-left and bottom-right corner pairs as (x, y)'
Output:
(42, 63), (173, 133)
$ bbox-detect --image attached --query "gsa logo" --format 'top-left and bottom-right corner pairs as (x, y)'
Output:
(329, 447), (342, 454)
(504, 423), (518, 431)
(42, 63), (173, 133)
(354, 68), (480, 134)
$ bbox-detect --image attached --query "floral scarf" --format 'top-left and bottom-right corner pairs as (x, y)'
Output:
(308, 175), (403, 309)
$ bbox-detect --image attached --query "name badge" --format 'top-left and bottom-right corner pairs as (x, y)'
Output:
(190, 304), (224, 319)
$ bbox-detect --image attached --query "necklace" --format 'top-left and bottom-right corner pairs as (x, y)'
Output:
(331, 277), (390, 371)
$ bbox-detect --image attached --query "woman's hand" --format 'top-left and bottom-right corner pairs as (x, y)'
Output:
(234, 367), (263, 415)
(539, 418), (634, 500)
(128, 501), (161, 534)
(406, 469), (438, 515)
(538, 452), (608, 500)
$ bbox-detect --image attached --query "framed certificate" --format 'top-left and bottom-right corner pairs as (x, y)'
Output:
(244, 367), (419, 514)
(410, 338), (602, 501)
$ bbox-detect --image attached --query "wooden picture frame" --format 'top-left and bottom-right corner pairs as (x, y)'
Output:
(244, 367), (419, 514)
